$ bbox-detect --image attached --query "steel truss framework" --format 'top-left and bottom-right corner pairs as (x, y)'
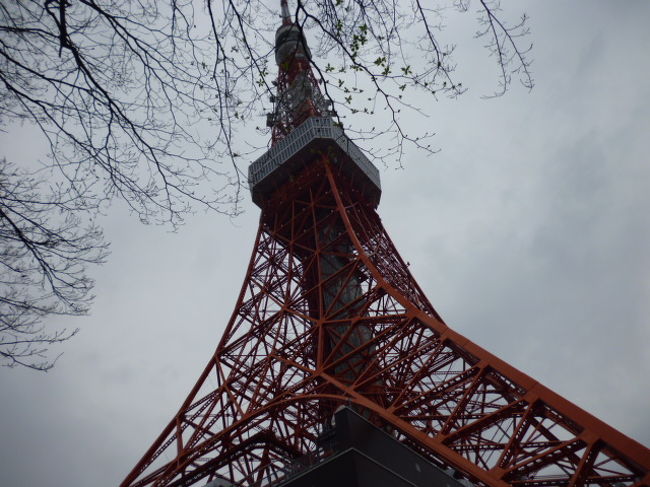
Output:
(121, 159), (649, 487)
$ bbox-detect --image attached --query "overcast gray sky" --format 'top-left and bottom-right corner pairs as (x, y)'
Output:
(1, 2), (649, 487)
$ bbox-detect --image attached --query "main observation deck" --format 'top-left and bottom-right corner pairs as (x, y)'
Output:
(248, 117), (381, 208)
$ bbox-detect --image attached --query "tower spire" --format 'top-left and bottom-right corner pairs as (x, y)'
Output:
(268, 0), (331, 144)
(280, 0), (291, 26)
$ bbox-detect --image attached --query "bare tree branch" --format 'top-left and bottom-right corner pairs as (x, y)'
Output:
(0, 0), (532, 370)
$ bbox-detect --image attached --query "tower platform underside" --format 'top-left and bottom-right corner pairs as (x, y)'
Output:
(249, 117), (381, 208)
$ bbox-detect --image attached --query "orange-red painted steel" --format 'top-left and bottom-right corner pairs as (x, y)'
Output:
(120, 160), (650, 487)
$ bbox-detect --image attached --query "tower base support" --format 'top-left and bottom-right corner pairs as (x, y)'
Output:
(277, 407), (466, 487)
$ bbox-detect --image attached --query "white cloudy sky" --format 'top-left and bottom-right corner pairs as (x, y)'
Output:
(1, 1), (649, 486)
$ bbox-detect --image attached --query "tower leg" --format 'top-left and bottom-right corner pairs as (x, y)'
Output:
(121, 160), (649, 487)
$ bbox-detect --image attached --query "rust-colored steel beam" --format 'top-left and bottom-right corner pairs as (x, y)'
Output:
(120, 160), (649, 487)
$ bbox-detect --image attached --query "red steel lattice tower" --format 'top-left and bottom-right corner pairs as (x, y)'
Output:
(121, 4), (650, 487)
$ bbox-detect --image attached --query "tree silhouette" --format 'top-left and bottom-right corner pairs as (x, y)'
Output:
(0, 0), (531, 370)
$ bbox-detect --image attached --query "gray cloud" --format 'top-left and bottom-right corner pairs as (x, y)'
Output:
(1, 1), (649, 486)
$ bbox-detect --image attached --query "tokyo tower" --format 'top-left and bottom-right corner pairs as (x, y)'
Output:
(120, 2), (650, 486)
